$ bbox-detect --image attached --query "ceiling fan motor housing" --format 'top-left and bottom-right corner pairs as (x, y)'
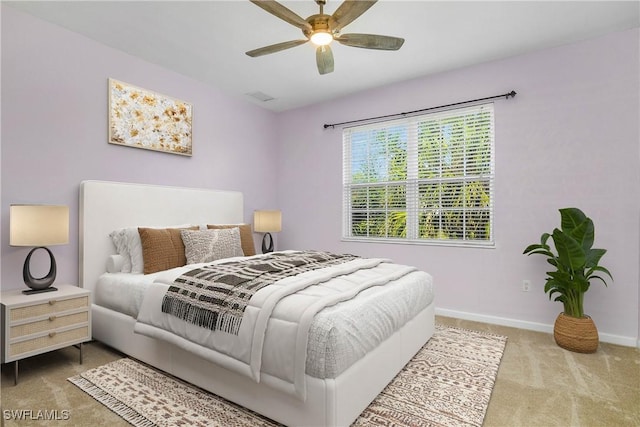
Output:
(304, 14), (337, 39)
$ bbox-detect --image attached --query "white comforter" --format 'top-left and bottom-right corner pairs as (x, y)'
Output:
(134, 252), (424, 400)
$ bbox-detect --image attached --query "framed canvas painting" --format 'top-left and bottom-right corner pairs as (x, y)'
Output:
(108, 79), (193, 156)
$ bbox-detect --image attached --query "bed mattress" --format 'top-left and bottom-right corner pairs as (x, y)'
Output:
(95, 272), (157, 318)
(95, 262), (433, 379)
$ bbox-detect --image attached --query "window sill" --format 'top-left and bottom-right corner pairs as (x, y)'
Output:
(341, 237), (495, 249)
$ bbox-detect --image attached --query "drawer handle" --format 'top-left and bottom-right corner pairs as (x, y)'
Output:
(49, 331), (57, 338)
(49, 315), (57, 322)
(48, 300), (56, 306)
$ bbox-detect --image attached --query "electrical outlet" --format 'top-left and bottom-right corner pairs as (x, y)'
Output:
(522, 280), (531, 292)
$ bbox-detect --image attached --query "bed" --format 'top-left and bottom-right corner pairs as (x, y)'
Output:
(79, 180), (435, 427)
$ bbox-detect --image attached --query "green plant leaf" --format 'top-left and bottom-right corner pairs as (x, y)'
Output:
(559, 208), (587, 233)
(569, 218), (594, 252)
(589, 274), (609, 287)
(545, 277), (569, 296)
(597, 265), (613, 279)
(523, 244), (545, 254)
(573, 276), (590, 293)
(547, 270), (571, 281)
(541, 233), (551, 245)
(525, 248), (556, 258)
(552, 228), (586, 272)
(587, 265), (613, 282)
(546, 258), (559, 268)
(585, 248), (606, 269)
(544, 279), (559, 294)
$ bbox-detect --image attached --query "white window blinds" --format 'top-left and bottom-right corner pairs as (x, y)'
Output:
(343, 103), (495, 246)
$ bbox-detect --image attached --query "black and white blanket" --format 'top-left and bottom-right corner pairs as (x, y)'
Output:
(134, 251), (421, 399)
(161, 251), (358, 334)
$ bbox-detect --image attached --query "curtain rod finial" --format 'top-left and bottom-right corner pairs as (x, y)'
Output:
(507, 90), (517, 99)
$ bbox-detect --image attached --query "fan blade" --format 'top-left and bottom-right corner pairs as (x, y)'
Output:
(246, 39), (309, 57)
(332, 0), (377, 31)
(336, 33), (404, 50)
(316, 45), (334, 75)
(250, 0), (311, 31)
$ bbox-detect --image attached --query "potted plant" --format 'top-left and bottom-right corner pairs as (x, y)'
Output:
(523, 208), (612, 353)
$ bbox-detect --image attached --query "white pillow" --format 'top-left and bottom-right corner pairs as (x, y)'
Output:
(124, 227), (146, 274)
(181, 228), (244, 265)
(109, 229), (132, 273)
(106, 254), (125, 273)
(110, 224), (192, 274)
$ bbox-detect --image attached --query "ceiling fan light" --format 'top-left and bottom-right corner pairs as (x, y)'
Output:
(310, 31), (333, 46)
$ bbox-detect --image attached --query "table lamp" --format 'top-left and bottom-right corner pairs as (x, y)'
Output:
(10, 204), (69, 294)
(253, 210), (281, 253)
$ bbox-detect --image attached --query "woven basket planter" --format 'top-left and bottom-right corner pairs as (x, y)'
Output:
(553, 312), (599, 353)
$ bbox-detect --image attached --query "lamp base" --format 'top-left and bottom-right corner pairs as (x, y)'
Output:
(261, 233), (274, 254)
(22, 287), (58, 295)
(23, 246), (57, 291)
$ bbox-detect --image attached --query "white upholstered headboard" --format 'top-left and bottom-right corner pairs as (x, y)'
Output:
(79, 180), (244, 292)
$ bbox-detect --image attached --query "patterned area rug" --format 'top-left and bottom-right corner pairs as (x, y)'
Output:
(69, 325), (506, 427)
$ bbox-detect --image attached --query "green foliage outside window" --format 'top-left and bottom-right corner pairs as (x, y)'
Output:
(344, 104), (494, 245)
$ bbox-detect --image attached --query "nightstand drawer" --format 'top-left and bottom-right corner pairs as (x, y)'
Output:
(8, 326), (90, 358)
(2, 285), (92, 384)
(10, 296), (89, 321)
(10, 312), (89, 339)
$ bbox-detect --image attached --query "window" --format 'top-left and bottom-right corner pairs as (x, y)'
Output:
(342, 103), (495, 247)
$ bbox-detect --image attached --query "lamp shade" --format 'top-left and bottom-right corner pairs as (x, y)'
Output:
(253, 210), (282, 233)
(10, 205), (69, 247)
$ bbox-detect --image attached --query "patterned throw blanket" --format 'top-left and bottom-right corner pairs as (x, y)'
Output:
(161, 251), (358, 335)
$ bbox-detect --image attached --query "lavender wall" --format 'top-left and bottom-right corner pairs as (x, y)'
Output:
(275, 29), (640, 344)
(1, 6), (278, 289)
(2, 6), (638, 345)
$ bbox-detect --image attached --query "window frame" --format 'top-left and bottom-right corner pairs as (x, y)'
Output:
(342, 103), (495, 248)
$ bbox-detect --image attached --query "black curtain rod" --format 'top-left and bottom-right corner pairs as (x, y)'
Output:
(323, 90), (517, 129)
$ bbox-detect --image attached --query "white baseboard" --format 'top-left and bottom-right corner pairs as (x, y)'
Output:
(435, 307), (639, 348)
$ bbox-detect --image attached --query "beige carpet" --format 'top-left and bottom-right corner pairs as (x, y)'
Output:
(68, 325), (507, 427)
(5, 316), (637, 426)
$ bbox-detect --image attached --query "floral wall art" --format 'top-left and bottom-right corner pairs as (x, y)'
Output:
(108, 79), (193, 156)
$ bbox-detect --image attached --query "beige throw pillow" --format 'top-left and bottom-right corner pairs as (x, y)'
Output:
(181, 228), (244, 265)
(207, 224), (256, 256)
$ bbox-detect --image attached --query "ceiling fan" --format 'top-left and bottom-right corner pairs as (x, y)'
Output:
(246, 0), (404, 75)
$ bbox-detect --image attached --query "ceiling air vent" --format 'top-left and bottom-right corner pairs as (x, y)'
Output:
(246, 91), (275, 102)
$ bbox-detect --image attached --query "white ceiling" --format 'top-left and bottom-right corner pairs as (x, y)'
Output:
(6, 1), (639, 112)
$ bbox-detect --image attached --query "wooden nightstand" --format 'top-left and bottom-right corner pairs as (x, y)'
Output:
(1, 284), (91, 385)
